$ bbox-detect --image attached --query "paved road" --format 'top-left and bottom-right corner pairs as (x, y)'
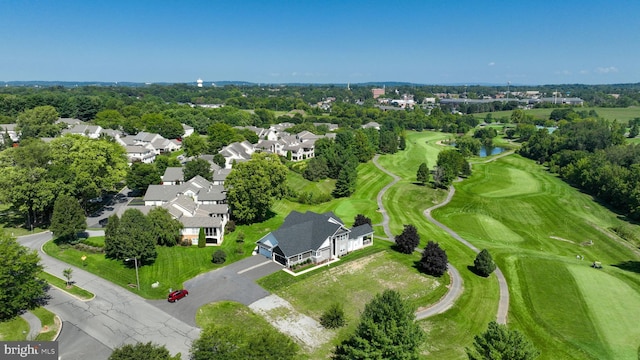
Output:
(86, 187), (132, 228)
(20, 311), (41, 340)
(18, 232), (200, 360)
(151, 255), (283, 327)
(371, 155), (464, 319)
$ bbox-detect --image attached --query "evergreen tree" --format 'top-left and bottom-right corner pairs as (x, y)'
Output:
(198, 227), (206, 248)
(474, 249), (497, 277)
(629, 123), (639, 138)
(320, 303), (346, 329)
(416, 162), (429, 185)
(332, 164), (357, 198)
(395, 224), (420, 254)
(50, 194), (86, 243)
(466, 321), (539, 360)
(353, 214), (372, 227)
(104, 214), (121, 259)
(334, 289), (425, 359)
(419, 241), (448, 277)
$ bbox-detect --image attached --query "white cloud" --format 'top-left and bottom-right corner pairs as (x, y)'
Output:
(269, 72), (281, 77)
(596, 66), (618, 74)
(555, 70), (571, 75)
(488, 62), (495, 66)
(579, 70), (589, 75)
(291, 72), (298, 77)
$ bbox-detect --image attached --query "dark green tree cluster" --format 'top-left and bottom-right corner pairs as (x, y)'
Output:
(184, 158), (213, 181)
(456, 136), (482, 157)
(147, 207), (182, 246)
(0, 233), (49, 320)
(16, 105), (63, 139)
(353, 214), (372, 227)
(395, 224), (420, 254)
(126, 162), (162, 194)
(104, 209), (158, 265)
(50, 194), (86, 243)
(109, 342), (179, 360)
(419, 241), (448, 277)
(520, 117), (640, 218)
(434, 149), (470, 188)
(466, 321), (539, 360)
(0, 135), (128, 227)
(191, 325), (299, 360)
(225, 153), (289, 224)
(334, 289), (425, 359)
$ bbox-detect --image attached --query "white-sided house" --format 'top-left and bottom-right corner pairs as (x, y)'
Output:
(220, 140), (254, 168)
(256, 211), (374, 268)
(126, 145), (156, 164)
(0, 124), (19, 144)
(182, 124), (194, 138)
(141, 175), (228, 245)
(61, 124), (103, 139)
(162, 167), (184, 185)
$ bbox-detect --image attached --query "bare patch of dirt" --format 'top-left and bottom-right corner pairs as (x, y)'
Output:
(249, 295), (333, 351)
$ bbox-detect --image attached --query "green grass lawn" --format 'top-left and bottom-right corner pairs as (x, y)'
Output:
(432, 153), (640, 359)
(31, 307), (59, 341)
(0, 316), (28, 341)
(43, 229), (266, 299)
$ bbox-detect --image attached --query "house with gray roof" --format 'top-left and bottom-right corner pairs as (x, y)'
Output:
(162, 167), (184, 185)
(220, 140), (255, 168)
(0, 123), (19, 144)
(140, 175), (228, 245)
(256, 211), (374, 268)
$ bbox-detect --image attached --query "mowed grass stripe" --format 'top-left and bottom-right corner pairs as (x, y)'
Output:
(568, 265), (640, 360)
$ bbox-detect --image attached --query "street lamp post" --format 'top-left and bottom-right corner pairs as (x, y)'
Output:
(125, 257), (140, 290)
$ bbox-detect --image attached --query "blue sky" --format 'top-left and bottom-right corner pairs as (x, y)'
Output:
(1, 0), (638, 85)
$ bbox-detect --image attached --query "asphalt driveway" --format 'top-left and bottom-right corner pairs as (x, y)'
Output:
(149, 255), (283, 326)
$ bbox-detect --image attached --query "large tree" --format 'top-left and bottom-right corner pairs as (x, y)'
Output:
(224, 152), (288, 224)
(49, 135), (128, 207)
(182, 133), (207, 157)
(50, 194), (86, 242)
(466, 321), (539, 360)
(109, 342), (179, 360)
(190, 325), (299, 360)
(0, 234), (49, 320)
(395, 224), (420, 254)
(105, 209), (157, 265)
(16, 105), (62, 139)
(334, 289), (425, 359)
(126, 162), (161, 194)
(184, 158), (212, 181)
(474, 249), (497, 277)
(416, 162), (429, 185)
(147, 207), (182, 246)
(419, 241), (448, 277)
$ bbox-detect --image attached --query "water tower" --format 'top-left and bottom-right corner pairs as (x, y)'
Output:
(197, 78), (203, 88)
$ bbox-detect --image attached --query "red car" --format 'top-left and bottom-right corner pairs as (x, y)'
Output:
(168, 289), (189, 302)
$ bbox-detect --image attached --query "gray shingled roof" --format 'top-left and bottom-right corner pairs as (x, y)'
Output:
(162, 167), (184, 182)
(266, 211), (346, 258)
(349, 223), (374, 239)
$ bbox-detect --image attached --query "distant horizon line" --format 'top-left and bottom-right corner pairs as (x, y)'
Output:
(3, 80), (640, 88)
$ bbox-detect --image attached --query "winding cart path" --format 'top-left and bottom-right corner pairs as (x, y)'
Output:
(372, 154), (509, 323)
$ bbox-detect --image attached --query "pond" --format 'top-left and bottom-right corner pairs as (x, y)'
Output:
(448, 142), (506, 157)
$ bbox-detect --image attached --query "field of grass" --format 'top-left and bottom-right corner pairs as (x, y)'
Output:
(432, 153), (640, 359)
(475, 106), (640, 124)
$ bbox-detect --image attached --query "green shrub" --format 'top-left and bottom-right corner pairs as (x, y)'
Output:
(198, 227), (206, 248)
(320, 303), (346, 329)
(212, 249), (227, 264)
(474, 249), (496, 277)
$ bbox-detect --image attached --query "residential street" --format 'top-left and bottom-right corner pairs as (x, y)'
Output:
(18, 232), (200, 359)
